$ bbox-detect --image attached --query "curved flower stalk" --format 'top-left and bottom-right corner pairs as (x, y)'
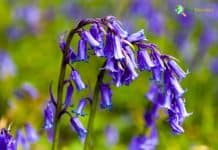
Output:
(43, 16), (190, 150)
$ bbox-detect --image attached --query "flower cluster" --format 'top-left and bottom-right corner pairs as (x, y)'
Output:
(16, 123), (39, 150)
(43, 16), (190, 149)
(0, 128), (16, 150)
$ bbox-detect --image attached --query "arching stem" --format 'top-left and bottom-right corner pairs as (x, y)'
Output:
(84, 64), (106, 150)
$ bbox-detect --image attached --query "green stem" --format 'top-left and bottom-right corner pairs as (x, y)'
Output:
(84, 67), (105, 150)
(51, 19), (100, 150)
(51, 27), (78, 150)
(51, 57), (66, 150)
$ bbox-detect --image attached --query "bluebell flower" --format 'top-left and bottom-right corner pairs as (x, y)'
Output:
(77, 39), (88, 61)
(169, 76), (185, 98)
(13, 5), (40, 33)
(0, 128), (17, 150)
(144, 104), (159, 127)
(70, 70), (86, 91)
(70, 117), (87, 142)
(43, 101), (55, 129)
(59, 34), (77, 62)
(24, 123), (38, 143)
(90, 24), (104, 57)
(72, 98), (89, 116)
(100, 84), (112, 110)
(104, 32), (114, 58)
(127, 29), (147, 42)
(108, 17), (128, 38)
(103, 58), (118, 72)
(124, 46), (138, 69)
(0, 51), (16, 80)
(122, 55), (138, 83)
(104, 125), (119, 146)
(167, 60), (188, 80)
(64, 83), (74, 107)
(16, 129), (29, 150)
(137, 49), (155, 71)
(168, 110), (184, 134)
(15, 82), (38, 100)
(151, 67), (163, 82)
(129, 126), (158, 150)
(80, 31), (101, 48)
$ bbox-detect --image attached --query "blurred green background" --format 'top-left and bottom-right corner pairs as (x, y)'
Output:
(0, 0), (218, 149)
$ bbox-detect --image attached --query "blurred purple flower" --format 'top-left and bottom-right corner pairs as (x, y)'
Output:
(24, 124), (38, 143)
(0, 51), (16, 80)
(130, 0), (165, 36)
(15, 82), (38, 100)
(0, 128), (17, 150)
(61, 1), (84, 20)
(129, 126), (158, 150)
(198, 25), (217, 51)
(104, 125), (119, 146)
(209, 58), (218, 75)
(16, 129), (29, 150)
(13, 5), (40, 29)
(16, 124), (39, 149)
(5, 26), (23, 41)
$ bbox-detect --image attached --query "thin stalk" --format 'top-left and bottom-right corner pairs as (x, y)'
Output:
(84, 66), (105, 150)
(51, 57), (66, 150)
(51, 27), (78, 150)
(51, 19), (102, 150)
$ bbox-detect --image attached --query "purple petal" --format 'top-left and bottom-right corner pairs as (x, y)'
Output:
(104, 32), (114, 58)
(65, 84), (74, 107)
(169, 77), (185, 97)
(71, 70), (86, 91)
(113, 35), (125, 60)
(110, 19), (128, 37)
(72, 98), (88, 116)
(80, 31), (100, 48)
(77, 39), (88, 61)
(168, 60), (187, 80)
(127, 29), (147, 42)
(137, 49), (155, 71)
(100, 84), (112, 110)
(16, 129), (29, 150)
(168, 110), (184, 134)
(43, 101), (55, 129)
(70, 117), (87, 141)
(102, 58), (118, 72)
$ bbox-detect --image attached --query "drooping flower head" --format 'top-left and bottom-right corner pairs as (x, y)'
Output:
(48, 16), (190, 147)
